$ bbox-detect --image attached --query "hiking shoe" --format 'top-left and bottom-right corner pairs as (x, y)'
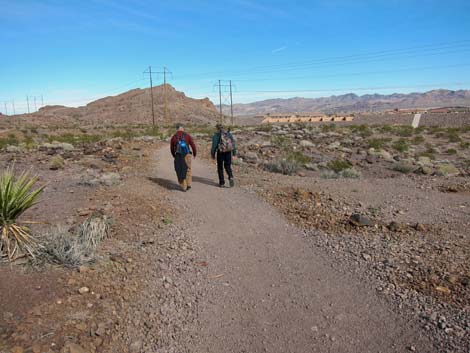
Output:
(187, 185), (192, 190)
(219, 183), (225, 188)
(229, 178), (235, 187)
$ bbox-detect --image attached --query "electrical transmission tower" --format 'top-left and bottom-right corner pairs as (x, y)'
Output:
(214, 80), (235, 125)
(143, 66), (172, 126)
(156, 67), (172, 126)
(143, 66), (156, 126)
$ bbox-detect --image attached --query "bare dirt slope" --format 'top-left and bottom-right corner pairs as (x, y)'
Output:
(154, 148), (432, 353)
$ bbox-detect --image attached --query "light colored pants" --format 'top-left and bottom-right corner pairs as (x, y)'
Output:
(179, 154), (192, 190)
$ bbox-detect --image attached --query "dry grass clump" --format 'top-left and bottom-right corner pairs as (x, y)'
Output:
(35, 215), (111, 267)
(0, 167), (45, 260)
(264, 159), (301, 175)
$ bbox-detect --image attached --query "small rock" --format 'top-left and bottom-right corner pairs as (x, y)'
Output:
(78, 286), (90, 294)
(299, 140), (315, 148)
(349, 214), (373, 227)
(10, 346), (24, 353)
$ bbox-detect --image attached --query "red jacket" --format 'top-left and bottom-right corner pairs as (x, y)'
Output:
(170, 131), (197, 157)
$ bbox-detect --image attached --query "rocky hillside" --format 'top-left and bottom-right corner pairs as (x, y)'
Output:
(224, 89), (470, 116)
(10, 85), (219, 126)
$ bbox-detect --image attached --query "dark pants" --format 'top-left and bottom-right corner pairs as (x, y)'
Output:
(216, 151), (233, 185)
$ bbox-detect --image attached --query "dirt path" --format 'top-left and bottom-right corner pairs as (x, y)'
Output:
(154, 148), (432, 353)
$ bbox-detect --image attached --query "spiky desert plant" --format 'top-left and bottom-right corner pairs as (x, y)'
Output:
(0, 167), (45, 260)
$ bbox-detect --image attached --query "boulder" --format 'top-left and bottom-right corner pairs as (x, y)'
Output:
(100, 172), (121, 186)
(242, 152), (259, 164)
(349, 214), (373, 227)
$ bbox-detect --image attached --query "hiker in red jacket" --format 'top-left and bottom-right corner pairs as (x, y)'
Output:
(170, 123), (197, 191)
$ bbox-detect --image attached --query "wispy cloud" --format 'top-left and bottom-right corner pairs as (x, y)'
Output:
(272, 46), (287, 53)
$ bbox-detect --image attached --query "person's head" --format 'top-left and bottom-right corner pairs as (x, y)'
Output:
(175, 123), (184, 132)
(215, 123), (223, 131)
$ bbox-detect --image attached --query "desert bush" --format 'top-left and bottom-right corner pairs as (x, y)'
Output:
(378, 125), (394, 133)
(460, 141), (470, 149)
(446, 148), (457, 155)
(286, 151), (310, 165)
(321, 123), (336, 132)
(48, 133), (102, 145)
(367, 138), (391, 150)
(263, 159), (301, 175)
(0, 134), (19, 149)
(271, 136), (292, 150)
(327, 159), (352, 173)
(394, 125), (414, 137)
(35, 215), (110, 267)
(0, 167), (45, 260)
(50, 155), (65, 170)
(36, 227), (92, 267)
(351, 124), (373, 137)
(391, 162), (414, 174)
(392, 138), (409, 152)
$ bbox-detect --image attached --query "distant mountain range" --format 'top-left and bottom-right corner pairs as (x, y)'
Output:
(222, 89), (470, 116)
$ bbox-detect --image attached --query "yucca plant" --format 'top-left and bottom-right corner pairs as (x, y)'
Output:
(0, 167), (45, 260)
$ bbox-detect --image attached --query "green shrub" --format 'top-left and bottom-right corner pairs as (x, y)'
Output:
(271, 136), (292, 150)
(367, 138), (391, 150)
(446, 148), (457, 155)
(460, 141), (470, 149)
(392, 138), (409, 152)
(286, 151), (310, 165)
(394, 125), (414, 137)
(321, 167), (361, 179)
(327, 159), (352, 173)
(0, 167), (45, 260)
(351, 124), (373, 137)
(321, 123), (336, 132)
(0, 134), (19, 149)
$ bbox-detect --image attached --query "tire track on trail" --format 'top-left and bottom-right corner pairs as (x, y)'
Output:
(153, 147), (433, 353)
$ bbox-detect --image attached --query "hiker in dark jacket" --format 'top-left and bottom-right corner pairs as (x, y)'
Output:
(211, 124), (237, 187)
(170, 123), (197, 191)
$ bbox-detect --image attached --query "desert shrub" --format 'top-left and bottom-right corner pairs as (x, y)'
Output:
(271, 136), (292, 150)
(0, 167), (45, 260)
(50, 155), (65, 170)
(391, 162), (414, 174)
(321, 123), (336, 132)
(36, 227), (92, 267)
(394, 125), (414, 137)
(367, 138), (391, 150)
(142, 126), (163, 138)
(257, 124), (273, 132)
(446, 148), (457, 155)
(263, 159), (301, 175)
(392, 138), (409, 152)
(378, 125), (394, 133)
(351, 124), (373, 137)
(286, 151), (310, 165)
(460, 141), (470, 149)
(447, 132), (461, 143)
(23, 135), (36, 149)
(417, 144), (437, 160)
(327, 159), (352, 173)
(111, 129), (137, 140)
(0, 134), (19, 149)
(35, 215), (111, 267)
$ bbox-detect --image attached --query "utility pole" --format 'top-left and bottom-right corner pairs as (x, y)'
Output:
(155, 67), (172, 125)
(41, 95), (44, 108)
(218, 80), (222, 123)
(229, 80), (234, 126)
(26, 96), (30, 114)
(12, 99), (15, 115)
(33, 96), (37, 112)
(143, 66), (156, 126)
(4, 102), (7, 115)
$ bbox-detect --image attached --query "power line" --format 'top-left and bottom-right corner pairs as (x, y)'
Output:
(155, 67), (173, 125)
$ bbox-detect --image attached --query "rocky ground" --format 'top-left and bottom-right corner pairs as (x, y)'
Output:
(0, 136), (202, 353)
(0, 121), (469, 352)
(208, 123), (469, 352)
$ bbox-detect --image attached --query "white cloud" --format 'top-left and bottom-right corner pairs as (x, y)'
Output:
(272, 46), (287, 53)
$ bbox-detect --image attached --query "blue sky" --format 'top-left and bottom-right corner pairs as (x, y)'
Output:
(1, 0), (470, 113)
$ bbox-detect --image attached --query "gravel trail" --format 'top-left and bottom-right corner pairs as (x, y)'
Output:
(154, 148), (432, 353)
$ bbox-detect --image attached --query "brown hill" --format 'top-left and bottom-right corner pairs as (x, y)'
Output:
(224, 89), (470, 116)
(9, 85), (219, 126)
